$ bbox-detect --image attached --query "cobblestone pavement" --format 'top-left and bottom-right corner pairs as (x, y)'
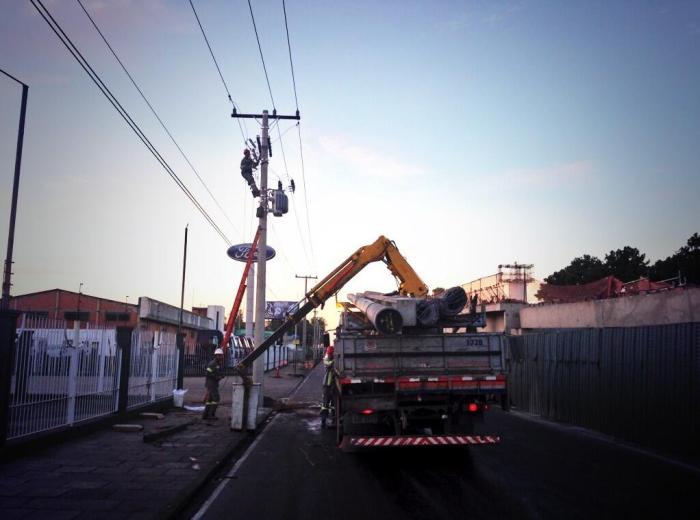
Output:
(0, 364), (312, 519)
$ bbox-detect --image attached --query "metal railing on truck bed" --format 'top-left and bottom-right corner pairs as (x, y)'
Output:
(336, 332), (505, 377)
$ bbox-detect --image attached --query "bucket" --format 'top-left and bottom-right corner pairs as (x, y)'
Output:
(172, 389), (188, 408)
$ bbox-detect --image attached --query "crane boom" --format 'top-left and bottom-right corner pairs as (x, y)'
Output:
(236, 236), (427, 372)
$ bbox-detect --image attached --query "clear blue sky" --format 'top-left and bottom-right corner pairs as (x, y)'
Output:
(1, 1), (698, 325)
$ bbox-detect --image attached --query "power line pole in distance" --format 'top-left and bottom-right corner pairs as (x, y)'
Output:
(295, 274), (317, 366)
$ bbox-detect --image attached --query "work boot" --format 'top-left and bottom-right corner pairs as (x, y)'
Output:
(210, 404), (219, 420)
(202, 405), (210, 420)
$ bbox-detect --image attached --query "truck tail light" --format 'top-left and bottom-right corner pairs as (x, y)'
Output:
(467, 403), (479, 413)
(360, 409), (374, 415)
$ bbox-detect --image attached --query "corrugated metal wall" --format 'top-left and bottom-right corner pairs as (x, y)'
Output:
(507, 323), (700, 461)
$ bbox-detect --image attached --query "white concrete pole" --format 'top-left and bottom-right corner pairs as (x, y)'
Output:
(253, 111), (269, 392)
(66, 320), (80, 424)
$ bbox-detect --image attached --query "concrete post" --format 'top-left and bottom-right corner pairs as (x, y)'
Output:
(253, 111), (269, 395)
(150, 331), (159, 402)
(66, 321), (80, 424)
(116, 327), (133, 417)
(0, 310), (19, 446)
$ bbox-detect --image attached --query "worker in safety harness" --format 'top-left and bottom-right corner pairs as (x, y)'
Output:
(240, 149), (261, 198)
(320, 345), (336, 428)
(203, 348), (225, 420)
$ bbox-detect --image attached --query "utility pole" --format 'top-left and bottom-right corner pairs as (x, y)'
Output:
(252, 111), (270, 392)
(231, 108), (299, 394)
(295, 275), (317, 364)
(177, 225), (188, 389)
(1, 69), (28, 310)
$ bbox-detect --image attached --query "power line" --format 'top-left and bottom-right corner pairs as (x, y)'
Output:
(188, 0), (249, 144)
(296, 124), (315, 264)
(279, 0), (313, 266)
(76, 0), (243, 241)
(281, 0), (299, 111)
(31, 0), (231, 245)
(271, 121), (298, 145)
(246, 0), (276, 110)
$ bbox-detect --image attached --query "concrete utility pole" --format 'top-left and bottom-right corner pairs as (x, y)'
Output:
(230, 107), (299, 403)
(253, 111), (270, 391)
(296, 274), (317, 361)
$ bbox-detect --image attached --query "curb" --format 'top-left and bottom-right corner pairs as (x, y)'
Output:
(157, 368), (315, 519)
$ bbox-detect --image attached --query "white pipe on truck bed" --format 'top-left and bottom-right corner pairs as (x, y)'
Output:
(347, 293), (404, 334)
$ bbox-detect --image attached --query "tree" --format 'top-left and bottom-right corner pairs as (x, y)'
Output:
(545, 255), (607, 285)
(604, 246), (648, 282)
(650, 233), (700, 284)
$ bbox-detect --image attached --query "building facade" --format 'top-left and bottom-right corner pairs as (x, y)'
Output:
(10, 289), (215, 348)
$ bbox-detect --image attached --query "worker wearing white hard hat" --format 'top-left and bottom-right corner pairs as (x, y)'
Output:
(203, 347), (225, 420)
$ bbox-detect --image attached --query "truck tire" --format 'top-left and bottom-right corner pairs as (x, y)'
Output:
(501, 393), (510, 412)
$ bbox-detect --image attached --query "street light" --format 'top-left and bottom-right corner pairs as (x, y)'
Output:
(0, 68), (29, 311)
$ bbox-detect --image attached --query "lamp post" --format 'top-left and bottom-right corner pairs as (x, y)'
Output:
(0, 69), (29, 310)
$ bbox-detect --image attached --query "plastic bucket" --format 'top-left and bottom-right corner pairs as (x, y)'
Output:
(172, 389), (188, 408)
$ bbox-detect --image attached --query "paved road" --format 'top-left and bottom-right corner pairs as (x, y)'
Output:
(191, 364), (700, 519)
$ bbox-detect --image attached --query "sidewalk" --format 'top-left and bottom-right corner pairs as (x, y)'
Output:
(0, 363), (313, 520)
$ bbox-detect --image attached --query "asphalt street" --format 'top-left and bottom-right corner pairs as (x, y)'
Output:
(190, 364), (700, 520)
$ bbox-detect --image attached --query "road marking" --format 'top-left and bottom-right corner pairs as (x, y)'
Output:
(191, 414), (280, 520)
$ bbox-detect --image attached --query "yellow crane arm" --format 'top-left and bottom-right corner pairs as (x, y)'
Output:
(308, 235), (428, 305)
(237, 236), (427, 371)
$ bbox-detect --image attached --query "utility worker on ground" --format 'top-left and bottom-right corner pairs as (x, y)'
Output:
(203, 347), (225, 420)
(240, 149), (260, 197)
(320, 345), (336, 428)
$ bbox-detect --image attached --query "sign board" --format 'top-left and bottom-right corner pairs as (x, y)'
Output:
(265, 301), (297, 320)
(227, 243), (276, 262)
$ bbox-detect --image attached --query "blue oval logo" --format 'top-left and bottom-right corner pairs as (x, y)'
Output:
(227, 243), (276, 262)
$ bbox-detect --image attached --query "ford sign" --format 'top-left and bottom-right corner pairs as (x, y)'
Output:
(227, 243), (276, 262)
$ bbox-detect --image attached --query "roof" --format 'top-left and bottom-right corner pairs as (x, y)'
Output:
(11, 288), (138, 308)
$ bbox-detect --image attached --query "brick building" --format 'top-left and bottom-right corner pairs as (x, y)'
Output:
(10, 289), (215, 348)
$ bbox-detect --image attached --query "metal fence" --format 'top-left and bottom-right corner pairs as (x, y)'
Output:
(183, 336), (289, 376)
(126, 329), (179, 410)
(507, 322), (700, 460)
(8, 315), (121, 440)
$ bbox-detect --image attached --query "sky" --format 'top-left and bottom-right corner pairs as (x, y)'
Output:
(1, 0), (699, 329)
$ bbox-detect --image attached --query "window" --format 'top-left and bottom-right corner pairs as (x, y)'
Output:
(64, 311), (89, 321)
(105, 312), (130, 322)
(25, 311), (48, 318)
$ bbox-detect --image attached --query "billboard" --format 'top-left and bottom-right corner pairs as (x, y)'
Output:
(265, 301), (297, 320)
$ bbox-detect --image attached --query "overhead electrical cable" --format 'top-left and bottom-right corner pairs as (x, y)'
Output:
(76, 0), (243, 241)
(246, 0), (276, 110)
(31, 0), (231, 245)
(279, 0), (314, 267)
(281, 0), (299, 111)
(188, 0), (249, 144)
(296, 124), (315, 266)
(271, 121), (298, 145)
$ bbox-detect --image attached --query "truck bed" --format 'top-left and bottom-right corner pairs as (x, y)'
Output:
(336, 332), (505, 377)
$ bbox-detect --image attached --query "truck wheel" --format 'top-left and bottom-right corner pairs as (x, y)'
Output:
(501, 393), (510, 412)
